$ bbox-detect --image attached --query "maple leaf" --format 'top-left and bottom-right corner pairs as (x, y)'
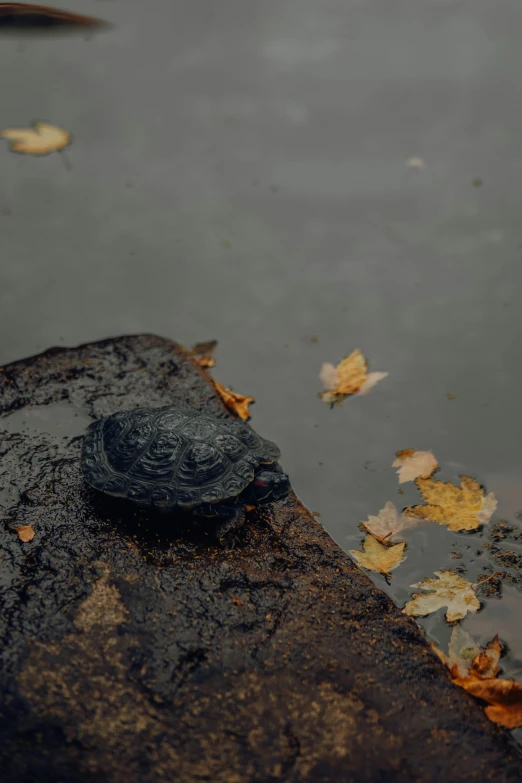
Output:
(213, 380), (254, 421)
(349, 534), (405, 576)
(405, 475), (497, 532)
(319, 349), (388, 405)
(362, 501), (420, 543)
(403, 570), (479, 623)
(392, 449), (438, 484)
(16, 525), (35, 542)
(0, 122), (71, 156)
(434, 629), (522, 729)
(433, 625), (481, 677)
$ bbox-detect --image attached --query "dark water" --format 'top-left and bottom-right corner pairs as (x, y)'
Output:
(1, 0), (522, 729)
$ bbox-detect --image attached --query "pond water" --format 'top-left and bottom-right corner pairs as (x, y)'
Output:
(1, 0), (522, 736)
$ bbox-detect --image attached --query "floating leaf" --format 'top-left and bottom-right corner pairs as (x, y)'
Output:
(16, 525), (35, 542)
(362, 501), (421, 543)
(213, 380), (254, 421)
(319, 349), (388, 405)
(349, 534), (405, 576)
(403, 570), (479, 623)
(392, 449), (438, 484)
(435, 630), (522, 728)
(0, 3), (104, 28)
(405, 475), (497, 532)
(407, 156), (425, 170)
(1, 121), (71, 156)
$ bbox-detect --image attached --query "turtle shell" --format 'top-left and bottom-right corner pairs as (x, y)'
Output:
(81, 405), (281, 509)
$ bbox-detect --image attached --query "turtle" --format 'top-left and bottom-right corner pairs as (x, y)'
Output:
(81, 404), (290, 538)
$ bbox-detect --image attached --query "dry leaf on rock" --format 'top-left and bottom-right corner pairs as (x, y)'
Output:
(403, 570), (479, 623)
(405, 475), (497, 532)
(16, 525), (35, 542)
(0, 122), (71, 156)
(349, 534), (405, 576)
(434, 630), (522, 728)
(319, 349), (388, 405)
(196, 356), (215, 368)
(190, 340), (217, 357)
(213, 380), (254, 421)
(362, 501), (420, 543)
(190, 340), (217, 368)
(392, 450), (438, 484)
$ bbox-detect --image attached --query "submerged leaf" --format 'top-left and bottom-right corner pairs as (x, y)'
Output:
(403, 570), (479, 623)
(363, 501), (420, 543)
(392, 449), (438, 484)
(405, 475), (497, 532)
(349, 534), (405, 576)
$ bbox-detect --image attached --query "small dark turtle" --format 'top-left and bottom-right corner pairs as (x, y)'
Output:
(81, 405), (290, 537)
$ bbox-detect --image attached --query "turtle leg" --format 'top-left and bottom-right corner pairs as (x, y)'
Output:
(215, 505), (246, 544)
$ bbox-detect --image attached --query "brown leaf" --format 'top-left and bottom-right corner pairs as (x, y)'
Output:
(0, 3), (103, 27)
(190, 340), (217, 357)
(213, 380), (254, 421)
(437, 629), (522, 729)
(231, 597), (244, 606)
(405, 475), (497, 532)
(16, 525), (35, 542)
(470, 635), (501, 679)
(1, 122), (71, 155)
(197, 356), (215, 368)
(319, 349), (388, 405)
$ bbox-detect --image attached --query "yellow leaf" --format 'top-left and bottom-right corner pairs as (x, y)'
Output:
(405, 475), (497, 532)
(319, 349), (388, 404)
(403, 570), (479, 623)
(16, 525), (35, 542)
(436, 630), (522, 729)
(392, 449), (438, 484)
(0, 122), (71, 156)
(213, 380), (254, 421)
(349, 534), (405, 576)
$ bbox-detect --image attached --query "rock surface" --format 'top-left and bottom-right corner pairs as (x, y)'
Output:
(0, 334), (521, 782)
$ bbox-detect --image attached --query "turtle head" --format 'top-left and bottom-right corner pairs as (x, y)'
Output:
(252, 467), (290, 504)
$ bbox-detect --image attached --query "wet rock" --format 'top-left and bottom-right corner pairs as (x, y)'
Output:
(0, 334), (521, 782)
